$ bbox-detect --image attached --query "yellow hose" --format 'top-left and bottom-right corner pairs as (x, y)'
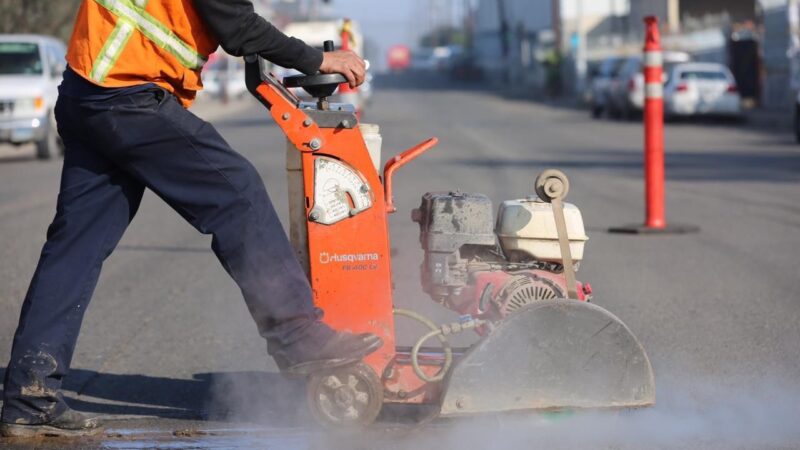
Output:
(393, 308), (454, 383)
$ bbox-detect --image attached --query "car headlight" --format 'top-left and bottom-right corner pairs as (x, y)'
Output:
(15, 97), (45, 114)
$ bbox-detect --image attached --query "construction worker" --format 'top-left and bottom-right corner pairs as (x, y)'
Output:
(1, 0), (378, 438)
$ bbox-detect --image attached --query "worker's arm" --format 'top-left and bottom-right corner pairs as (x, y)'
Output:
(193, 0), (322, 74)
(193, 0), (366, 86)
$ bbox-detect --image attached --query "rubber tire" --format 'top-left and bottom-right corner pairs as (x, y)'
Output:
(35, 111), (61, 160)
(794, 107), (800, 144)
(307, 362), (383, 428)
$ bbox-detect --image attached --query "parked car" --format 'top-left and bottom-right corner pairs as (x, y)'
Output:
(410, 46), (457, 73)
(588, 56), (625, 118)
(410, 48), (437, 72)
(664, 63), (742, 119)
(0, 34), (66, 159)
(607, 51), (691, 120)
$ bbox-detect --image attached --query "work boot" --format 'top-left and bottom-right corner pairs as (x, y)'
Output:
(270, 329), (383, 377)
(0, 407), (104, 438)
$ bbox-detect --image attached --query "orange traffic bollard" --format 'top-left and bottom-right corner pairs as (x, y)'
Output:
(610, 16), (698, 235)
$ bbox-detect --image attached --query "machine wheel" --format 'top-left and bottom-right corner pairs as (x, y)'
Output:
(535, 169), (570, 201)
(307, 362), (383, 428)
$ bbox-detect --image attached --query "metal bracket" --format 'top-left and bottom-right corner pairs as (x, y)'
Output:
(255, 83), (323, 152)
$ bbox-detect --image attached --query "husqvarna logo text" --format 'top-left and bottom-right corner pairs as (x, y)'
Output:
(319, 252), (380, 264)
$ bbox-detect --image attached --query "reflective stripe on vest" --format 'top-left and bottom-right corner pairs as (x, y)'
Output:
(90, 0), (206, 83)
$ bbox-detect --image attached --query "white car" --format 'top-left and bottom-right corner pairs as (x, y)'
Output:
(0, 34), (66, 159)
(608, 52), (691, 119)
(664, 63), (742, 118)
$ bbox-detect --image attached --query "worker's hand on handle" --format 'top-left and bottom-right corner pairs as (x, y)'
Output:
(320, 50), (365, 88)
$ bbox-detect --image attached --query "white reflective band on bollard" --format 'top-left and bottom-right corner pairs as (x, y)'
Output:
(645, 82), (663, 99)
(644, 51), (663, 68)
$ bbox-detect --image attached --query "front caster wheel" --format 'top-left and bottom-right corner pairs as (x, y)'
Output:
(307, 362), (383, 428)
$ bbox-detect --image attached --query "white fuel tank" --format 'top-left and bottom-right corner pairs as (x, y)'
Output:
(358, 123), (382, 175)
(496, 197), (588, 263)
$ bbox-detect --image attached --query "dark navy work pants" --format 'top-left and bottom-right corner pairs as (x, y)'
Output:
(2, 87), (318, 424)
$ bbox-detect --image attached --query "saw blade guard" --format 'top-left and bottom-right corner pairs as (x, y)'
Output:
(439, 300), (655, 416)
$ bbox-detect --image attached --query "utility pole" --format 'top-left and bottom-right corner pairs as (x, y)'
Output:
(309, 0), (319, 21)
(575, 0), (587, 96)
(552, 0), (561, 53)
(667, 0), (680, 33)
(496, 0), (511, 83)
(496, 0), (509, 58)
(789, 0), (800, 91)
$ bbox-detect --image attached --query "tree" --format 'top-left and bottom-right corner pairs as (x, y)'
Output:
(0, 0), (82, 41)
(420, 26), (467, 48)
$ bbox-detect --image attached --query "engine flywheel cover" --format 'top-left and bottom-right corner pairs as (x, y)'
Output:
(494, 273), (565, 317)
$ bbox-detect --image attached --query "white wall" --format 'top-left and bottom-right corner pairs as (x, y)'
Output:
(561, 0), (629, 20)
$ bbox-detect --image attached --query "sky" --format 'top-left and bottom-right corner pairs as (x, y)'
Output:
(331, 0), (419, 66)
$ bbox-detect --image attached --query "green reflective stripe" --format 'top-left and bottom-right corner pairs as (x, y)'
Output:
(93, 0), (206, 70)
(90, 0), (148, 83)
(90, 20), (136, 83)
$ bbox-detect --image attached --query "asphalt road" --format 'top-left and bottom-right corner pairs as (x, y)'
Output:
(1, 76), (799, 449)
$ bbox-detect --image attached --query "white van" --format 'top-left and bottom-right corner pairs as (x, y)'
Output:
(0, 35), (66, 159)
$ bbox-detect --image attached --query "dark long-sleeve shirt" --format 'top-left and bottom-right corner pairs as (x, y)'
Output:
(193, 0), (323, 75)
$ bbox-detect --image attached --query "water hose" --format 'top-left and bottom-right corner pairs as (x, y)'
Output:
(394, 308), (485, 383)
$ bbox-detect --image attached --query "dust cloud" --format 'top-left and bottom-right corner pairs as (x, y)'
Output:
(197, 374), (800, 449)
(371, 377), (800, 450)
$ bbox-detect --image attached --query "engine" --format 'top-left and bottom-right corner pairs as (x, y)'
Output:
(412, 191), (592, 323)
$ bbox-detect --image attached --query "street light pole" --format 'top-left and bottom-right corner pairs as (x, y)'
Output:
(575, 0), (587, 96)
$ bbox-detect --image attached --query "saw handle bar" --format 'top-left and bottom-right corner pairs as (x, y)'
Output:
(245, 55), (437, 213)
(384, 138), (439, 213)
(244, 55), (299, 109)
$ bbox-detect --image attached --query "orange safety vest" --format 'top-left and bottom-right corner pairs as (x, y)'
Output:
(67, 0), (219, 107)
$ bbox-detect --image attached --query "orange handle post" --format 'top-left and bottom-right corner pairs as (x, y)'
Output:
(384, 137), (438, 213)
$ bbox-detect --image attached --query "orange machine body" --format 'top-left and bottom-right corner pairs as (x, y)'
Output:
(254, 78), (438, 404)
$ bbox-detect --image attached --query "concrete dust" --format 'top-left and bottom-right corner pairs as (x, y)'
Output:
(42, 376), (789, 450)
(370, 377), (800, 450)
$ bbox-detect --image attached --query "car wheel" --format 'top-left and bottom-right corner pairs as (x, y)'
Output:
(794, 107), (800, 144)
(35, 111), (60, 160)
(621, 105), (633, 121)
